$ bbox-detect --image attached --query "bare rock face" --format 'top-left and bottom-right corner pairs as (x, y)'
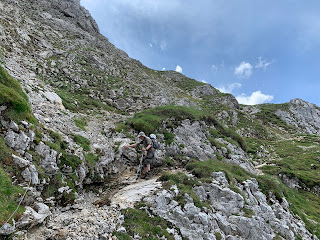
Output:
(145, 172), (316, 240)
(0, 223), (15, 236)
(16, 203), (51, 229)
(276, 98), (320, 135)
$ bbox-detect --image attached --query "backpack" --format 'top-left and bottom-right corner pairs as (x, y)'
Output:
(150, 134), (160, 149)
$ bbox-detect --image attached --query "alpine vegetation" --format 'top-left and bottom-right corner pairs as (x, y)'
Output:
(0, 0), (319, 239)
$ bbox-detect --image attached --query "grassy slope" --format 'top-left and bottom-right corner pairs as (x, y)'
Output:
(0, 136), (25, 225)
(0, 65), (34, 123)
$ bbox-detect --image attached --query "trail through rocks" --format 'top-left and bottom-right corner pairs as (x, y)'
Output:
(22, 172), (163, 240)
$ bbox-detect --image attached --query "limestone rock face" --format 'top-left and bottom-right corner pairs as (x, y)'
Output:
(0, 223), (15, 236)
(172, 119), (216, 160)
(145, 172), (316, 240)
(276, 98), (320, 135)
(16, 203), (51, 229)
(35, 142), (59, 174)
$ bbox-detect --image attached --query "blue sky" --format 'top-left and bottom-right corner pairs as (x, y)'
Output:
(81, 0), (320, 106)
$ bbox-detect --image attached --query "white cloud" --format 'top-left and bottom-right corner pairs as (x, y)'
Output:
(201, 80), (207, 83)
(149, 43), (153, 47)
(162, 67), (166, 71)
(236, 91), (273, 105)
(211, 64), (218, 73)
(217, 82), (242, 94)
(234, 62), (253, 78)
(255, 57), (272, 70)
(160, 40), (167, 50)
(175, 65), (183, 73)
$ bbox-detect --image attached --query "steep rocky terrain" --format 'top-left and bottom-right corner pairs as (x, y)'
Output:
(0, 0), (319, 239)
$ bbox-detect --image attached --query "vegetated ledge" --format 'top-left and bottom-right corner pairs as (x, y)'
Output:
(122, 105), (247, 152)
(0, 64), (35, 123)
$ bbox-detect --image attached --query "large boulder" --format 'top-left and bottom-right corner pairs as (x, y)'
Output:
(16, 203), (51, 229)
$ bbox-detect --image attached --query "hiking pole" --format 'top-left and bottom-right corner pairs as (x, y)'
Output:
(135, 152), (145, 181)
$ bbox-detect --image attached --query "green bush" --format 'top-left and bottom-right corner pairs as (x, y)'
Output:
(59, 153), (82, 170)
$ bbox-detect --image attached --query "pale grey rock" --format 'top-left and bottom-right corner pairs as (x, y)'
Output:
(9, 120), (19, 132)
(0, 105), (7, 113)
(28, 164), (40, 185)
(4, 130), (31, 152)
(12, 154), (30, 168)
(206, 183), (244, 216)
(211, 171), (229, 186)
(16, 203), (51, 229)
(0, 223), (15, 236)
(276, 98), (320, 135)
(35, 142), (59, 174)
(42, 91), (65, 110)
(170, 120), (215, 160)
(122, 147), (137, 163)
(191, 85), (219, 98)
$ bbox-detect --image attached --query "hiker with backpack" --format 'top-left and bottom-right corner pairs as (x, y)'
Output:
(124, 131), (158, 179)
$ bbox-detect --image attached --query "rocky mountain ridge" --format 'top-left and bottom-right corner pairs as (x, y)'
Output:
(0, 0), (320, 239)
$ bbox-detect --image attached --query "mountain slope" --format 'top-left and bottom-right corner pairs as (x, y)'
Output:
(0, 0), (319, 239)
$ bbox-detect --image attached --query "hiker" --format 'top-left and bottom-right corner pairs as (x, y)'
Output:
(124, 131), (154, 179)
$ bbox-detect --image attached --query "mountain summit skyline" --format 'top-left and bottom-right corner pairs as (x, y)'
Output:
(81, 0), (320, 106)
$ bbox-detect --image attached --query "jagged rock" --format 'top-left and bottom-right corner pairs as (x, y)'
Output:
(0, 105), (7, 113)
(146, 173), (316, 240)
(169, 120), (216, 160)
(9, 120), (19, 132)
(16, 203), (51, 229)
(276, 98), (320, 135)
(12, 154), (30, 168)
(191, 85), (219, 98)
(4, 130), (31, 152)
(122, 147), (137, 162)
(0, 223), (15, 236)
(35, 142), (59, 174)
(42, 91), (65, 110)
(21, 164), (39, 184)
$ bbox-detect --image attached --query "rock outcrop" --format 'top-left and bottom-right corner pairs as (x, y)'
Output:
(145, 172), (317, 240)
(276, 98), (320, 135)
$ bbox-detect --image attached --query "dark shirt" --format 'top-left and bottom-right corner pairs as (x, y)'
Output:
(137, 136), (153, 152)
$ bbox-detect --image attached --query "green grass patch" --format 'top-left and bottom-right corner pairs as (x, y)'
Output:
(284, 187), (320, 237)
(47, 130), (68, 152)
(128, 105), (207, 134)
(84, 153), (99, 168)
(59, 153), (82, 170)
(0, 135), (12, 165)
(163, 130), (175, 145)
(113, 204), (175, 240)
(0, 166), (25, 225)
(214, 232), (222, 240)
(57, 88), (115, 113)
(262, 138), (320, 189)
(73, 118), (88, 131)
(256, 104), (293, 131)
(73, 134), (90, 151)
(0, 65), (33, 122)
(186, 159), (253, 183)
